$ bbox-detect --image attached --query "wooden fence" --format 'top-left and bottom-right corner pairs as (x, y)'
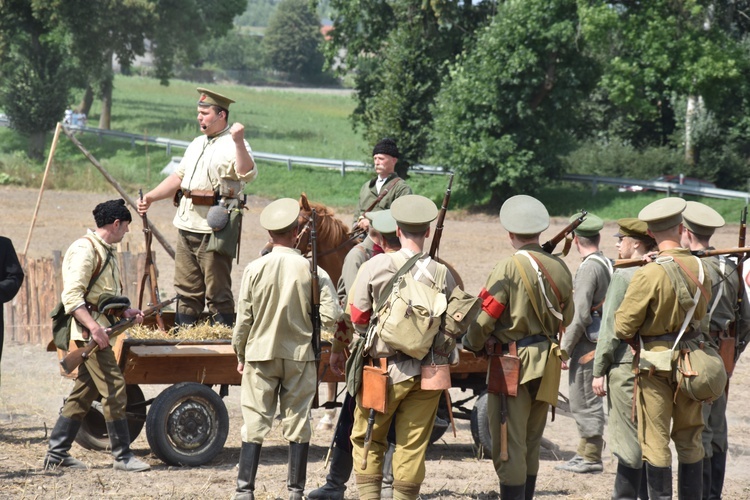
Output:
(4, 250), (149, 346)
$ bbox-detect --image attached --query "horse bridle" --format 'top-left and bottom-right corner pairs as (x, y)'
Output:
(295, 212), (366, 258)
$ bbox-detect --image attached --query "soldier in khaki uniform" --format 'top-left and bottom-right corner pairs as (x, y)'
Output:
(557, 213), (611, 474)
(346, 195), (456, 500)
(592, 218), (656, 498)
(353, 138), (412, 231)
(232, 198), (342, 500)
(615, 197), (711, 499)
(44, 200), (149, 472)
(138, 87), (257, 327)
(680, 201), (750, 500)
(463, 195), (574, 500)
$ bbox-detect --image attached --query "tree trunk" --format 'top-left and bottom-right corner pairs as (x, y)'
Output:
(98, 51), (114, 130)
(28, 131), (46, 161)
(77, 85), (94, 116)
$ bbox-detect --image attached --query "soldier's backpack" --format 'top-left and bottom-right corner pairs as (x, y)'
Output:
(374, 252), (448, 360)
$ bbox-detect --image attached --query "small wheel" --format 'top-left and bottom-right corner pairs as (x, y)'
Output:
(75, 385), (146, 451)
(470, 391), (492, 457)
(145, 382), (229, 466)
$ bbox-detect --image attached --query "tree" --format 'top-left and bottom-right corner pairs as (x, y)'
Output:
(430, 0), (597, 206)
(263, 0), (325, 80)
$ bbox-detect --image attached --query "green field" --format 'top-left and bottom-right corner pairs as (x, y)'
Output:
(0, 75), (746, 219)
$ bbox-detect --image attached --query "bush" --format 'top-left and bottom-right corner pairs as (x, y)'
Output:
(562, 141), (684, 181)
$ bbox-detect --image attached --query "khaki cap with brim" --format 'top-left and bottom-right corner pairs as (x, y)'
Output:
(366, 209), (397, 236)
(260, 198), (300, 233)
(682, 201), (725, 236)
(638, 197), (686, 232)
(500, 195), (549, 235)
(391, 195), (438, 233)
(197, 87), (235, 110)
(614, 218), (651, 239)
(570, 212), (603, 237)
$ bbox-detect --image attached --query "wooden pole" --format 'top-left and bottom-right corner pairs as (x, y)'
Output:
(23, 122), (63, 256)
(61, 125), (176, 260)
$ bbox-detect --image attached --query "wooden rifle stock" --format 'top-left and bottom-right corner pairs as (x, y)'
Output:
(361, 408), (377, 469)
(725, 207), (748, 383)
(310, 209), (322, 407)
(139, 189), (165, 331)
(541, 209), (587, 254)
(429, 173), (454, 259)
(499, 393), (509, 461)
(60, 295), (179, 374)
(614, 246), (750, 269)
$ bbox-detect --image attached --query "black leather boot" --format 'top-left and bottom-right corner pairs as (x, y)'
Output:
(639, 463), (650, 500)
(708, 451), (726, 500)
(175, 312), (198, 328)
(44, 416), (87, 469)
(307, 446), (353, 500)
(382, 442), (396, 499)
(525, 475), (537, 500)
(500, 483), (525, 500)
(678, 461), (703, 500)
(702, 457), (712, 500)
(107, 419), (150, 471)
(613, 462), (642, 500)
(213, 312), (236, 327)
(288, 442), (309, 500)
(645, 463), (672, 500)
(236, 442), (262, 500)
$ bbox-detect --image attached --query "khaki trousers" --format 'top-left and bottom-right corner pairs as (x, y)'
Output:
(240, 358), (316, 444)
(568, 340), (605, 461)
(607, 361), (642, 468)
(351, 377), (441, 487)
(61, 344), (127, 421)
(701, 392), (728, 457)
(174, 229), (234, 317)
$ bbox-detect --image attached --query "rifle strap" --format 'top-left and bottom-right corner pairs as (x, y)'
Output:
(363, 177), (403, 215)
(512, 253), (561, 339)
(83, 235), (112, 299)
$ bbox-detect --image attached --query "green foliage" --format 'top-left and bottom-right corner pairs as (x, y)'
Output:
(263, 0), (325, 80)
(201, 29), (264, 75)
(562, 141), (684, 181)
(430, 0), (596, 207)
(234, 0), (282, 27)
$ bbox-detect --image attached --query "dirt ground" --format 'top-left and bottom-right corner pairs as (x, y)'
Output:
(1, 186), (750, 499)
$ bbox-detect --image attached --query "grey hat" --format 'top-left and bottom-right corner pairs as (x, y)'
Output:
(97, 294), (131, 314)
(391, 195), (438, 233)
(500, 195), (549, 235)
(570, 213), (603, 237)
(260, 198), (300, 233)
(366, 209), (398, 236)
(638, 197), (686, 232)
(682, 201), (725, 236)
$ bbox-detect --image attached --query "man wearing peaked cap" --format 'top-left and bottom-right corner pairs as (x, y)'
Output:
(346, 194), (457, 500)
(615, 197), (712, 499)
(463, 194), (574, 499)
(681, 201), (750, 499)
(138, 87), (257, 328)
(232, 198), (342, 500)
(592, 217), (657, 499)
(556, 213), (612, 475)
(353, 138), (412, 231)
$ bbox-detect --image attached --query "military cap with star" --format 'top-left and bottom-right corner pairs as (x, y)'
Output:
(260, 198), (300, 233)
(499, 195), (549, 235)
(366, 209), (398, 236)
(614, 218), (651, 240)
(682, 201), (725, 236)
(390, 195), (438, 233)
(638, 197), (687, 232)
(197, 87), (235, 110)
(570, 212), (603, 237)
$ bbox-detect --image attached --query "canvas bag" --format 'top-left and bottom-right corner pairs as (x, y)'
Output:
(375, 252), (448, 360)
(677, 341), (727, 402)
(207, 199), (242, 258)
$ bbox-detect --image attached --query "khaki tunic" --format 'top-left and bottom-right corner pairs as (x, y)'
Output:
(232, 246), (341, 443)
(463, 244), (574, 486)
(615, 247), (711, 467)
(352, 173), (412, 224)
(336, 236), (376, 302)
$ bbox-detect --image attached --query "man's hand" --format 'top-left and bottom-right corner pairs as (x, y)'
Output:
(123, 308), (144, 324)
(137, 194), (151, 216)
(330, 351), (346, 376)
(230, 123), (245, 143)
(237, 362), (244, 375)
(356, 217), (371, 231)
(90, 325), (110, 350)
(592, 376), (607, 397)
(561, 360), (569, 370)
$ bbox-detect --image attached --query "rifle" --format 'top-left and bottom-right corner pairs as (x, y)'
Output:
(310, 209), (322, 408)
(541, 209), (587, 255)
(614, 246), (750, 269)
(236, 194), (247, 264)
(60, 296), (179, 374)
(429, 173), (454, 260)
(723, 207), (747, 382)
(138, 189), (166, 331)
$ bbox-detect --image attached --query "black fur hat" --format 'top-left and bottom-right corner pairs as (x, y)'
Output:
(372, 138), (399, 159)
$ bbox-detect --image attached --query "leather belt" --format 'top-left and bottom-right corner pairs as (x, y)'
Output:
(384, 352), (412, 364)
(487, 334), (549, 355)
(643, 329), (701, 345)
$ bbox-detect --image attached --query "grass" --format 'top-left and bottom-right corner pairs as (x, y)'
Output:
(0, 74), (747, 220)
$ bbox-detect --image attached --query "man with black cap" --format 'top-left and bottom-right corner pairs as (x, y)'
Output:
(681, 201), (750, 500)
(463, 195), (574, 500)
(138, 87), (257, 327)
(0, 235), (24, 375)
(353, 138), (412, 231)
(615, 197), (711, 499)
(232, 198), (342, 500)
(592, 218), (657, 499)
(44, 199), (149, 472)
(556, 213), (612, 474)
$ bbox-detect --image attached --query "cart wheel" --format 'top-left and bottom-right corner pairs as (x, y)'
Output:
(429, 396), (450, 445)
(75, 385), (146, 451)
(470, 391), (492, 457)
(145, 382), (229, 466)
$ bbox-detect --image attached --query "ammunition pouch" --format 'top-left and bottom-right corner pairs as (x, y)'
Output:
(486, 342), (521, 397)
(184, 189), (218, 206)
